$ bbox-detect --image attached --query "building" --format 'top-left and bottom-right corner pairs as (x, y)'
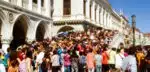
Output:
(52, 0), (113, 35)
(53, 0), (130, 35)
(0, 0), (53, 53)
(53, 0), (131, 48)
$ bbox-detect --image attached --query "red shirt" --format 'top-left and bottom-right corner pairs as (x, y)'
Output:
(102, 51), (109, 64)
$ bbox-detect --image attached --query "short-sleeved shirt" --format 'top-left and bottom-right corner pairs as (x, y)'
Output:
(102, 51), (109, 64)
(86, 53), (95, 68)
(95, 54), (102, 66)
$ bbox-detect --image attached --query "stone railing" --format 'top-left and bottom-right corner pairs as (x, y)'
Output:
(53, 14), (85, 21)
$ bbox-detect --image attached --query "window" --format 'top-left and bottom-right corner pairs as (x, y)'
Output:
(63, 0), (71, 15)
(33, 0), (37, 4)
(90, 4), (92, 19)
(83, 0), (86, 16)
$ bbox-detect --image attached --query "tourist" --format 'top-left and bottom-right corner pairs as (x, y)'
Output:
(18, 48), (27, 72)
(71, 49), (79, 72)
(95, 50), (102, 72)
(102, 46), (109, 72)
(8, 51), (19, 72)
(145, 48), (150, 72)
(0, 50), (6, 72)
(64, 50), (71, 72)
(115, 48), (125, 71)
(86, 49), (95, 72)
(36, 44), (45, 72)
(79, 52), (86, 72)
(26, 48), (33, 72)
(136, 47), (145, 72)
(122, 47), (137, 72)
(108, 48), (116, 71)
(51, 50), (60, 72)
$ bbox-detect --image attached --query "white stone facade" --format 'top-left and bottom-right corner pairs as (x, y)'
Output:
(53, 0), (130, 36)
(0, 0), (53, 53)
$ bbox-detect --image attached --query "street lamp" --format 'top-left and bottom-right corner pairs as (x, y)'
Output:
(132, 15), (136, 47)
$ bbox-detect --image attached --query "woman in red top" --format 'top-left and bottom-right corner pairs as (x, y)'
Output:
(102, 47), (109, 72)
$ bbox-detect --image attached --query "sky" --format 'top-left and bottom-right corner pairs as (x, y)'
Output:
(108, 0), (150, 33)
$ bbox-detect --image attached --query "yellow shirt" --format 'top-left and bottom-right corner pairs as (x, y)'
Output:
(136, 52), (144, 65)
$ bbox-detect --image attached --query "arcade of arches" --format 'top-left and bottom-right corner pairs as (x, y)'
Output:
(0, 14), (49, 52)
(10, 16), (28, 50)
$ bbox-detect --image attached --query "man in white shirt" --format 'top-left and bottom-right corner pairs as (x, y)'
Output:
(36, 45), (45, 72)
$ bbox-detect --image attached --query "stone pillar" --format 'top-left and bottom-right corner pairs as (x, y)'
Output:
(107, 13), (109, 28)
(96, 6), (99, 24)
(2, 39), (12, 54)
(45, 0), (50, 17)
(38, 0), (41, 14)
(100, 8), (104, 27)
(108, 15), (111, 29)
(103, 10), (106, 28)
(86, 0), (90, 18)
(29, 0), (33, 10)
(105, 11), (107, 28)
(91, 2), (95, 21)
(44, 23), (51, 39)
(18, 0), (22, 7)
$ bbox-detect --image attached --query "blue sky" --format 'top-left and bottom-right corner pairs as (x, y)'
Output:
(108, 0), (150, 33)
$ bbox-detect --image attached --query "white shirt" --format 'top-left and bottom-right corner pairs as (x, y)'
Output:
(51, 54), (60, 66)
(122, 55), (137, 72)
(0, 64), (6, 72)
(36, 51), (44, 64)
(115, 53), (125, 69)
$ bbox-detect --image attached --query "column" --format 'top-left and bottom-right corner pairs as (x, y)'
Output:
(18, 0), (22, 7)
(92, 2), (95, 21)
(100, 7), (103, 26)
(86, 0), (90, 19)
(38, 0), (41, 14)
(103, 10), (106, 28)
(96, 6), (99, 24)
(109, 15), (112, 29)
(2, 39), (12, 54)
(29, 0), (33, 10)
(107, 13), (109, 28)
(105, 12), (108, 28)
(45, 0), (50, 17)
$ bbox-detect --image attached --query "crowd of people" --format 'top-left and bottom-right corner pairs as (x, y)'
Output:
(0, 28), (150, 72)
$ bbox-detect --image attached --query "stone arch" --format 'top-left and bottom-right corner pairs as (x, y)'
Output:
(35, 21), (47, 41)
(10, 14), (29, 50)
(57, 26), (74, 33)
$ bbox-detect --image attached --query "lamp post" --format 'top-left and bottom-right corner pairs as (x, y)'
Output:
(132, 15), (136, 47)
